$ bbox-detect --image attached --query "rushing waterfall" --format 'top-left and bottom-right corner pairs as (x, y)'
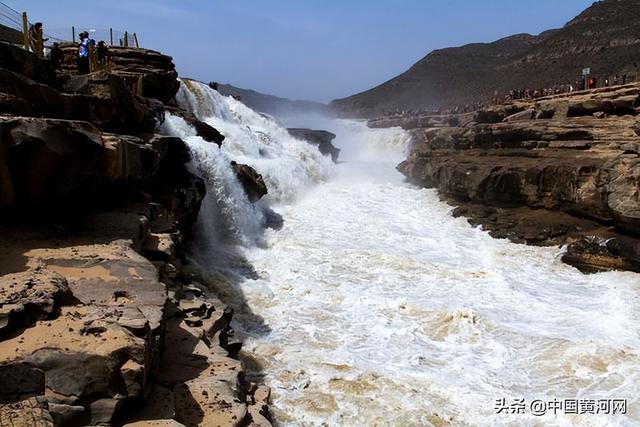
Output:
(162, 79), (333, 247)
(164, 80), (639, 426)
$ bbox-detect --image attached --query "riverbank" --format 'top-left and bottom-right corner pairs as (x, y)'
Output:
(0, 41), (272, 426)
(378, 84), (640, 273)
(220, 118), (639, 425)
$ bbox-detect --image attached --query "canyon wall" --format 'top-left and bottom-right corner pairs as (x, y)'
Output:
(331, 0), (640, 117)
(393, 85), (640, 273)
(0, 41), (271, 426)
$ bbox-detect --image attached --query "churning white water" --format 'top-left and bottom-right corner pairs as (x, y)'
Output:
(167, 80), (640, 426)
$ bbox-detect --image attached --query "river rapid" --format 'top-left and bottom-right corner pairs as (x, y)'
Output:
(164, 80), (640, 427)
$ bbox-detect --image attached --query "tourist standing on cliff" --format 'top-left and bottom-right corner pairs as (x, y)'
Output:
(95, 41), (108, 68)
(77, 32), (90, 74)
(49, 42), (64, 71)
(29, 22), (48, 59)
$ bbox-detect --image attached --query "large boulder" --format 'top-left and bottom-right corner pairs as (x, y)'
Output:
(0, 117), (104, 208)
(59, 45), (179, 103)
(165, 106), (225, 145)
(0, 269), (74, 338)
(473, 104), (525, 124)
(62, 71), (159, 133)
(230, 161), (268, 202)
(0, 41), (56, 85)
(287, 128), (340, 162)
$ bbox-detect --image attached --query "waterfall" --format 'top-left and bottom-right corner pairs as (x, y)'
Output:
(175, 79), (334, 203)
(162, 79), (334, 248)
(162, 78), (639, 426)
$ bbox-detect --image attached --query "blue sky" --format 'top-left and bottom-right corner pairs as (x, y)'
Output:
(19, 0), (594, 102)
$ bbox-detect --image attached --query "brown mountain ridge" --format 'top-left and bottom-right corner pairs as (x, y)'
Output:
(330, 0), (640, 117)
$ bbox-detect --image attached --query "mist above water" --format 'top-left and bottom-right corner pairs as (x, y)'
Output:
(165, 80), (640, 426)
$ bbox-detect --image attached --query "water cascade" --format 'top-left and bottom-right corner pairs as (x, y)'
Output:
(165, 80), (640, 426)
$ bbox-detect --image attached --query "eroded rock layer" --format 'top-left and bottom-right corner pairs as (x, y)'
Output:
(0, 41), (272, 426)
(395, 84), (640, 273)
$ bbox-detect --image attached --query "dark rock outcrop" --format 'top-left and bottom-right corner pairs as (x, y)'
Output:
(287, 128), (340, 162)
(0, 31), (271, 426)
(0, 43), (269, 426)
(165, 106), (225, 146)
(231, 161), (268, 202)
(0, 117), (104, 208)
(397, 84), (640, 273)
(0, 23), (22, 45)
(0, 41), (56, 85)
(61, 71), (159, 133)
(59, 45), (180, 103)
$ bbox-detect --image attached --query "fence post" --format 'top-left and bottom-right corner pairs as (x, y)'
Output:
(136, 75), (144, 96)
(72, 26), (76, 43)
(110, 28), (113, 45)
(88, 43), (95, 72)
(22, 12), (29, 50)
(133, 33), (139, 48)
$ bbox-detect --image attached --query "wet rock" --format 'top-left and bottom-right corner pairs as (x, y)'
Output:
(562, 236), (640, 273)
(230, 161), (268, 202)
(287, 128), (340, 162)
(165, 107), (225, 146)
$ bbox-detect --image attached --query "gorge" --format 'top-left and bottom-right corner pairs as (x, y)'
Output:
(1, 0), (639, 426)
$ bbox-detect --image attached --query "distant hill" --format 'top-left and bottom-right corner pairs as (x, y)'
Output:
(216, 83), (329, 118)
(330, 0), (640, 118)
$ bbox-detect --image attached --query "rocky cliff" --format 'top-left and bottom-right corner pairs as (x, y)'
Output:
(331, 0), (640, 117)
(59, 44), (180, 104)
(395, 84), (640, 273)
(0, 41), (271, 426)
(287, 128), (340, 162)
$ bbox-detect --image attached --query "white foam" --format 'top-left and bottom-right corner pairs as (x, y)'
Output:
(235, 133), (640, 426)
(166, 80), (640, 426)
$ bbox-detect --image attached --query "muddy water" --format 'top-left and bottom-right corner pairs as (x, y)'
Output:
(172, 81), (640, 426)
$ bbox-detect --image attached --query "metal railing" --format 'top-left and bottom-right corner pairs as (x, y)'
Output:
(0, 0), (141, 53)
(45, 27), (140, 47)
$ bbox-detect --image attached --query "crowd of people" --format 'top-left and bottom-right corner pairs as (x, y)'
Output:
(382, 71), (635, 118)
(27, 22), (110, 74)
(383, 100), (492, 117)
(75, 31), (109, 74)
(506, 74), (630, 101)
